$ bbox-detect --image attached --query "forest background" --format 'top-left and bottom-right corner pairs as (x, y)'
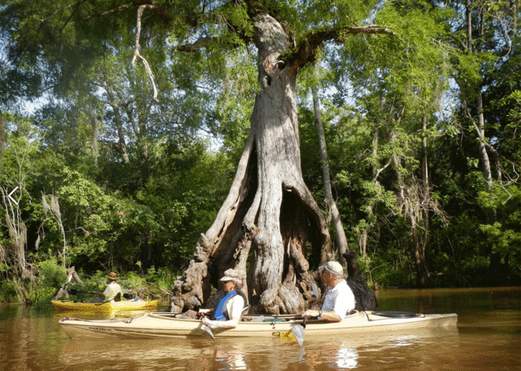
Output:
(0, 0), (519, 304)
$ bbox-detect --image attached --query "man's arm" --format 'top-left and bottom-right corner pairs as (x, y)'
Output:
(318, 310), (342, 322)
(302, 309), (342, 322)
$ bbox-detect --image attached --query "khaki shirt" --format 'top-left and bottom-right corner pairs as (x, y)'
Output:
(103, 281), (122, 301)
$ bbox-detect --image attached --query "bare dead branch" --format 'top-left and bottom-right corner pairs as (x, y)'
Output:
(87, 2), (133, 19)
(132, 4), (159, 102)
(373, 158), (392, 182)
(494, 15), (512, 57)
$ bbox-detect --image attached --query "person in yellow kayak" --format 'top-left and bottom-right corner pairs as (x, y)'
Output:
(199, 268), (246, 330)
(302, 261), (355, 322)
(103, 271), (123, 302)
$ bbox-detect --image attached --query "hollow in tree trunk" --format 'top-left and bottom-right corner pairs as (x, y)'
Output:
(171, 14), (332, 314)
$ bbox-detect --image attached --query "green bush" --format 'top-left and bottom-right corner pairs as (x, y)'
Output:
(37, 258), (67, 288)
(0, 280), (18, 303)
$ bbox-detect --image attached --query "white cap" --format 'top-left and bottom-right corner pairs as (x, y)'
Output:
(320, 261), (344, 276)
(219, 268), (243, 285)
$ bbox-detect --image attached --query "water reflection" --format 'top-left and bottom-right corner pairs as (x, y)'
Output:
(391, 334), (419, 347)
(335, 346), (358, 369)
(215, 348), (247, 370)
(0, 314), (463, 370)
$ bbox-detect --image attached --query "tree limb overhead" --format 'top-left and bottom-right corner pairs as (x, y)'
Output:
(287, 25), (394, 70)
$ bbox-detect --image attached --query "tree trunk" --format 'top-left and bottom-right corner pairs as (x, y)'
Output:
(477, 93), (493, 188)
(1, 186), (31, 293)
(311, 83), (348, 264)
(114, 109), (130, 164)
(358, 229), (368, 258)
(106, 89), (130, 164)
(91, 114), (99, 168)
(171, 14), (332, 315)
(0, 115), (5, 154)
(513, 0), (518, 34)
(416, 115), (430, 287)
(358, 124), (380, 259)
(466, 0), (473, 51)
(467, 0), (492, 188)
(135, 95), (150, 182)
(391, 126), (428, 287)
(391, 130), (406, 204)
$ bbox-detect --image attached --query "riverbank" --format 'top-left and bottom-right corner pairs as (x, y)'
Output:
(0, 259), (174, 305)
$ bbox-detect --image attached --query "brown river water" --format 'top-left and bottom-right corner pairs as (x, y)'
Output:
(0, 287), (520, 370)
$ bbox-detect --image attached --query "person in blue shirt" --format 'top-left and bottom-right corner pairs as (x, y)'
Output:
(200, 269), (246, 330)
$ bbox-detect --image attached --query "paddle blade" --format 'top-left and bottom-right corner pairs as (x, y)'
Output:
(200, 323), (215, 340)
(290, 324), (305, 347)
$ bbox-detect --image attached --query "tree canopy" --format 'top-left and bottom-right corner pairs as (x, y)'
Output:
(0, 0), (519, 305)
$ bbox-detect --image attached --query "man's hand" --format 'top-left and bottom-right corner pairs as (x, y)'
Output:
(196, 308), (211, 319)
(303, 309), (320, 317)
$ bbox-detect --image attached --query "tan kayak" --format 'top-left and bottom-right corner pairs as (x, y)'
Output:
(52, 299), (159, 313)
(59, 311), (457, 339)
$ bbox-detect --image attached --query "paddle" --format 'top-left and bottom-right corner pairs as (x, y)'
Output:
(289, 315), (308, 347)
(198, 314), (217, 340)
(277, 314), (322, 346)
(199, 321), (216, 340)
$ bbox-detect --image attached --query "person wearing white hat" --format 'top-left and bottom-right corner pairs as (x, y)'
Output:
(302, 261), (355, 322)
(200, 269), (246, 330)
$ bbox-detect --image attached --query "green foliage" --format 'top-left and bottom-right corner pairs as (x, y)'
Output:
(478, 184), (521, 274)
(37, 258), (67, 289)
(1, 0), (520, 303)
(0, 280), (18, 303)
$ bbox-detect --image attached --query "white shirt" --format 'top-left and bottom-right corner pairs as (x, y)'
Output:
(321, 279), (356, 319)
(204, 295), (245, 330)
(103, 281), (122, 301)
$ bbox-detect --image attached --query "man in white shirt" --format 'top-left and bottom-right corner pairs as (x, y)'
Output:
(103, 271), (123, 302)
(303, 261), (355, 322)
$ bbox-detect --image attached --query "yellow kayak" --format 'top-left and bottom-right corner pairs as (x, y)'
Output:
(51, 299), (159, 313)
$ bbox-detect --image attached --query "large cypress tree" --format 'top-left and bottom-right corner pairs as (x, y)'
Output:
(1, 0), (393, 313)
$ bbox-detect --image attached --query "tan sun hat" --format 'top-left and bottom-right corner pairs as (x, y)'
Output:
(107, 271), (118, 281)
(319, 261), (344, 277)
(219, 268), (243, 285)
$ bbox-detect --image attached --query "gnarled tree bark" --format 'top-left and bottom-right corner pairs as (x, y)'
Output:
(170, 4), (392, 314)
(172, 14), (332, 315)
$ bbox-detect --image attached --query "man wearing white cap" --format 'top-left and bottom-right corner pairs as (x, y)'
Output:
(303, 261), (356, 322)
(200, 268), (246, 330)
